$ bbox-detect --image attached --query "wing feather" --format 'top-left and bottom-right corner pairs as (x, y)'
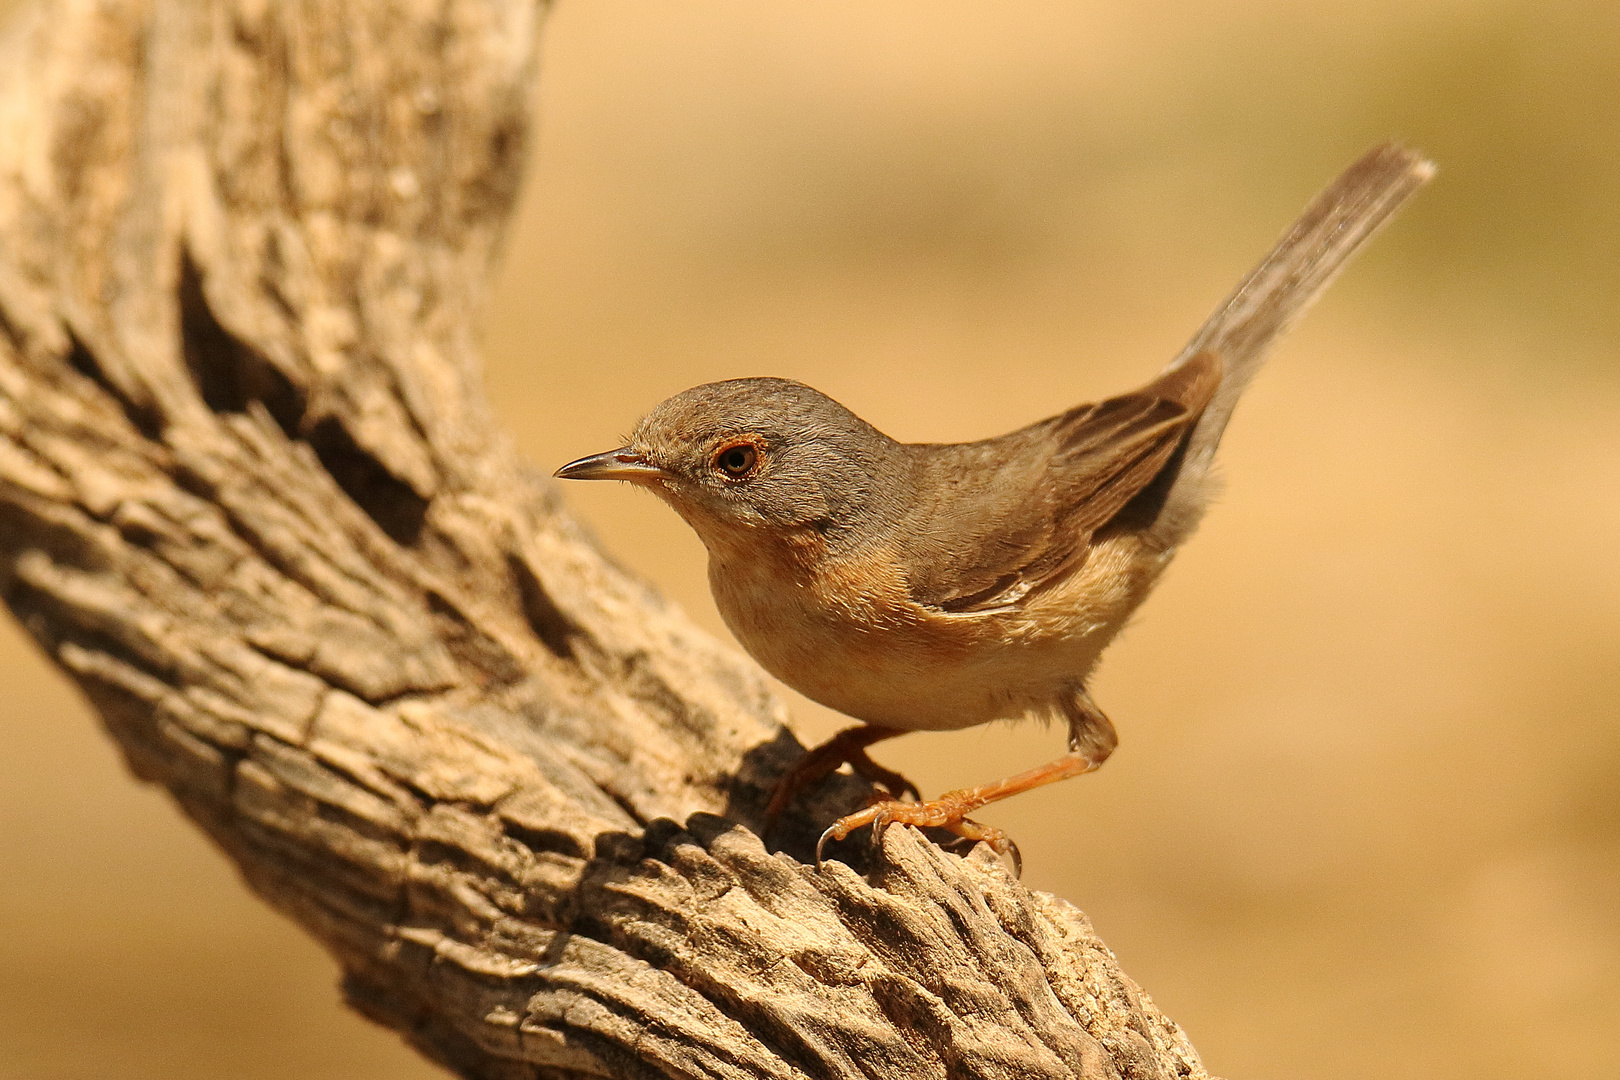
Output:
(906, 351), (1223, 614)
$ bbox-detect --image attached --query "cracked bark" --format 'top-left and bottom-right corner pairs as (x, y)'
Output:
(0, 1), (1237, 1077)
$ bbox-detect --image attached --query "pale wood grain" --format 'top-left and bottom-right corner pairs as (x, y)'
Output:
(0, 1), (1223, 1076)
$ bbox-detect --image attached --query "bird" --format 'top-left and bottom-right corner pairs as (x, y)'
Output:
(556, 143), (1432, 873)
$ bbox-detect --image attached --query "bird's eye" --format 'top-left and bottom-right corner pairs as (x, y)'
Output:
(714, 442), (760, 479)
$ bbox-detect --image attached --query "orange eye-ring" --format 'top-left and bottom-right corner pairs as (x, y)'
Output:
(714, 442), (760, 479)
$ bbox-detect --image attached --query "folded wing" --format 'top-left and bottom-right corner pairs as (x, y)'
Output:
(904, 350), (1223, 614)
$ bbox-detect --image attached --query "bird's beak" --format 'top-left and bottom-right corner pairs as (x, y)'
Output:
(553, 448), (666, 483)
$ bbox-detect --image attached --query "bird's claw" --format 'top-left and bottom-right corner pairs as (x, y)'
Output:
(812, 798), (1023, 878)
(814, 801), (884, 866)
(814, 824), (834, 868)
(957, 820), (1021, 878)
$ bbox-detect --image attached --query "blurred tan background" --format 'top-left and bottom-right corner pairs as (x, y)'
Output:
(3, 0), (1617, 1077)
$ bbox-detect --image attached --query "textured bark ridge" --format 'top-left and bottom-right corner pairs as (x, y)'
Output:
(0, 2), (1214, 1078)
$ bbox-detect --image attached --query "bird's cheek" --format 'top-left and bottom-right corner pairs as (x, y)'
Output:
(655, 491), (752, 550)
(751, 481), (829, 530)
(637, 482), (700, 526)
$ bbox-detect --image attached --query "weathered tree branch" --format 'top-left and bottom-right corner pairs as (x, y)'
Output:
(0, 1), (1218, 1077)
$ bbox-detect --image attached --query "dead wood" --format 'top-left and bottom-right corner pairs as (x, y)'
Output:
(0, 1), (1218, 1077)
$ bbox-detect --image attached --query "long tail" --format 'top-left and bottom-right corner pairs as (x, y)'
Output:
(1150, 142), (1434, 548)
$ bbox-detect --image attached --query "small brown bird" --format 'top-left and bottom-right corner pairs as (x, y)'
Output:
(557, 144), (1432, 871)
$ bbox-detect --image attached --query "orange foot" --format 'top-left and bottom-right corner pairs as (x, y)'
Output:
(814, 751), (1104, 878)
(764, 724), (920, 831)
(817, 798), (1023, 876)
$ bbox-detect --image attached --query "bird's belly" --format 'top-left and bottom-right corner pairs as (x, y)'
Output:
(708, 534), (1168, 731)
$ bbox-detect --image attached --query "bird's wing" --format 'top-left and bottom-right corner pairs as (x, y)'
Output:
(906, 350), (1223, 615)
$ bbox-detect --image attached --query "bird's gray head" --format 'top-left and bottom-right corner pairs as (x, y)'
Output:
(555, 378), (908, 550)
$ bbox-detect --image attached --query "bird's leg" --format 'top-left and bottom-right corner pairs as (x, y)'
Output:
(765, 724), (920, 830)
(815, 687), (1118, 877)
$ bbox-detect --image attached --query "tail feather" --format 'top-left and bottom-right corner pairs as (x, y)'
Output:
(1150, 142), (1434, 547)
